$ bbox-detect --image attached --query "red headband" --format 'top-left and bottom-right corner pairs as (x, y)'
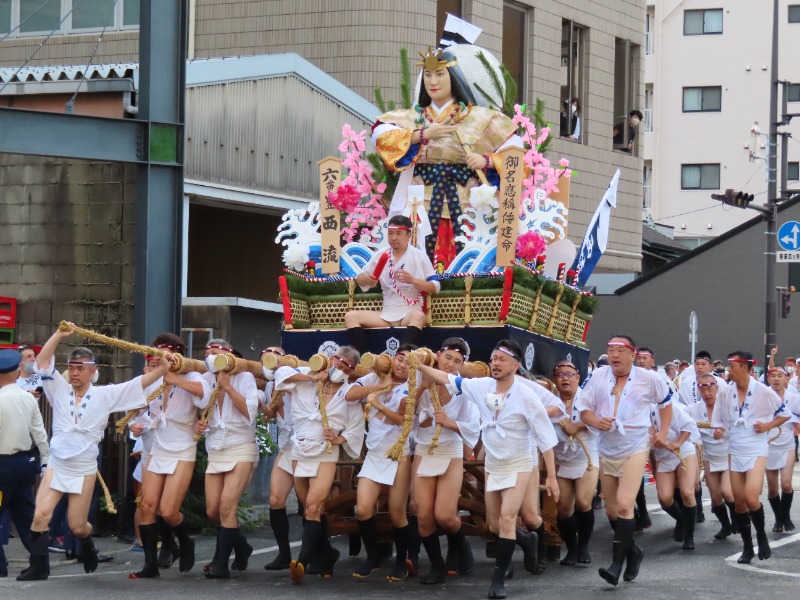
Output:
(155, 343), (183, 351)
(768, 367), (788, 376)
(388, 225), (412, 231)
(727, 357), (753, 364)
(333, 355), (355, 370)
(635, 350), (654, 358)
(206, 343), (232, 352)
(261, 348), (285, 357)
(608, 341), (636, 352)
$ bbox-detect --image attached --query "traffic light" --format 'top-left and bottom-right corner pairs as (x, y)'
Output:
(781, 290), (791, 318)
(711, 188), (755, 209)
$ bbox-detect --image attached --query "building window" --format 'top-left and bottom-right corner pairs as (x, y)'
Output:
(789, 162), (799, 181)
(644, 85), (653, 132)
(123, 0), (140, 26)
(683, 86), (722, 112)
(789, 84), (800, 102)
(20, 0), (60, 33)
(436, 0), (462, 43)
(503, 3), (528, 105)
(684, 9), (723, 35)
(613, 38), (640, 152)
(0, 0), (10, 34)
(681, 164), (720, 190)
(789, 5), (800, 23)
(560, 20), (587, 139)
(73, 0), (117, 30)
(4, 0), (138, 36)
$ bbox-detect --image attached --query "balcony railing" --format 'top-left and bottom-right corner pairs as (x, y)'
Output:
(645, 31), (654, 55)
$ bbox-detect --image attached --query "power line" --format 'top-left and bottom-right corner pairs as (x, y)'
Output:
(656, 163), (767, 221)
(0, 0), (59, 45)
(66, 0), (120, 113)
(0, 0), (85, 96)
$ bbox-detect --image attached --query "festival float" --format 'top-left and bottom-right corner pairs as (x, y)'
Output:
(274, 42), (597, 376)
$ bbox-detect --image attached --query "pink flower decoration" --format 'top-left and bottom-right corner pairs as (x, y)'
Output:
(328, 183), (360, 213)
(334, 123), (389, 242)
(515, 230), (548, 263)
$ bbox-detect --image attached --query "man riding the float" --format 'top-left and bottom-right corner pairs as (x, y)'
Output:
(345, 215), (439, 352)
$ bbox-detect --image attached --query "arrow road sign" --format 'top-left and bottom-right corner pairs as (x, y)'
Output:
(778, 221), (800, 251)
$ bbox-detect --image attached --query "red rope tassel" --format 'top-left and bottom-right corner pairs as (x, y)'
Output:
(279, 276), (293, 329)
(498, 267), (513, 322)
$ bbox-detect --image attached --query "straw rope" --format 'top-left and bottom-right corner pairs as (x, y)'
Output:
(673, 447), (687, 471)
(317, 380), (333, 453)
(768, 426), (782, 444)
(59, 321), (207, 375)
(115, 381), (168, 434)
(559, 417), (594, 471)
(363, 384), (393, 422)
(96, 470), (116, 514)
(194, 383), (223, 441)
(267, 388), (285, 412)
(59, 321), (162, 357)
(386, 353), (419, 461)
(427, 382), (444, 454)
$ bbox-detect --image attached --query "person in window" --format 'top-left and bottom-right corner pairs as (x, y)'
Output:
(612, 110), (643, 153)
(559, 98), (581, 141)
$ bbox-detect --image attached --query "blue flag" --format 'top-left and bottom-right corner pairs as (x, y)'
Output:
(571, 169), (620, 287)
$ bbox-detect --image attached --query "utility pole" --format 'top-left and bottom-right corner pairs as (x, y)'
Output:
(764, 0), (779, 369)
(714, 1), (800, 367)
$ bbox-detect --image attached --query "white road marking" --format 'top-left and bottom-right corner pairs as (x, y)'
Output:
(251, 540), (302, 556)
(724, 532), (800, 578)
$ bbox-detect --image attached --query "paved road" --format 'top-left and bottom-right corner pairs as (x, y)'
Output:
(3, 471), (800, 600)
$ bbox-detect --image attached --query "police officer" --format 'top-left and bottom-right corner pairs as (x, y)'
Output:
(0, 349), (50, 578)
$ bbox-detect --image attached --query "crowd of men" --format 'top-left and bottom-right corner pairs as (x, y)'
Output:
(1, 324), (798, 599)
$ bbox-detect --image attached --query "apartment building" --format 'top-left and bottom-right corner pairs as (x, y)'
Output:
(643, 1), (800, 243)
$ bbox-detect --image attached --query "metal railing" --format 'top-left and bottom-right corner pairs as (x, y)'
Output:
(642, 185), (652, 208)
(645, 31), (654, 55)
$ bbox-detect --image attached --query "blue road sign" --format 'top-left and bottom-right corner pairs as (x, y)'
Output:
(778, 221), (800, 251)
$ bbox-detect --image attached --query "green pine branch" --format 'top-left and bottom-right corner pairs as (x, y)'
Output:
(475, 51), (504, 110)
(531, 98), (552, 154)
(500, 64), (517, 116)
(374, 87), (387, 113)
(399, 48), (412, 109)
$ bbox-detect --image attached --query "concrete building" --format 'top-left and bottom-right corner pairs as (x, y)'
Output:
(643, 0), (800, 243)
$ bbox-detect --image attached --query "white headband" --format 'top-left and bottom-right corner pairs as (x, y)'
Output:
(495, 347), (519, 361)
